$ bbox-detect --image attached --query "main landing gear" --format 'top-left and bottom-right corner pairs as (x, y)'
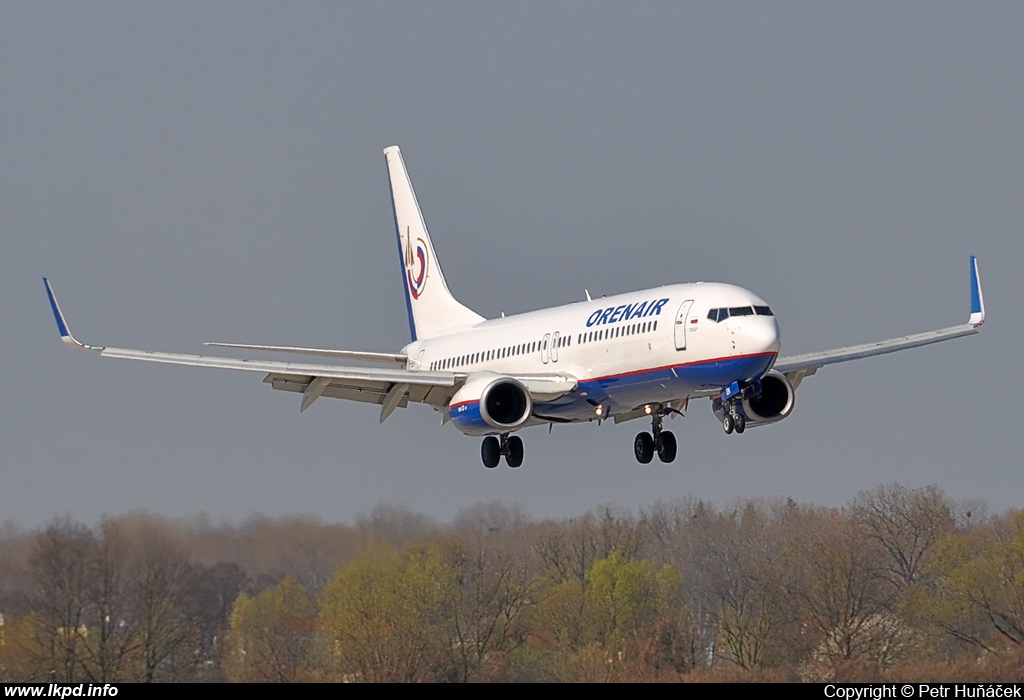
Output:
(481, 433), (524, 469)
(634, 407), (679, 464)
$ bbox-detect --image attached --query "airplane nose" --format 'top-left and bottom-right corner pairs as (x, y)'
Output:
(749, 318), (781, 355)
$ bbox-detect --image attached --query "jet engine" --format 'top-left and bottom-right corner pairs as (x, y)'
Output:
(448, 372), (533, 436)
(713, 370), (796, 427)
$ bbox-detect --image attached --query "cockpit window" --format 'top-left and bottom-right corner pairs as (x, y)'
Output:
(729, 306), (754, 316)
(707, 309), (719, 322)
(754, 305), (774, 316)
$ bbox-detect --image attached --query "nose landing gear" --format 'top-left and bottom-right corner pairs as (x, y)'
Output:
(718, 380), (757, 435)
(721, 411), (746, 435)
(634, 406), (680, 464)
(481, 433), (524, 469)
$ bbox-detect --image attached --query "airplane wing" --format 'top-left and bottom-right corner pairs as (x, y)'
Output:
(43, 279), (574, 422)
(203, 342), (407, 365)
(772, 256), (985, 387)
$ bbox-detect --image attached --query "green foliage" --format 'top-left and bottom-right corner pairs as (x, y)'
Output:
(926, 510), (1024, 651)
(586, 550), (680, 645)
(11, 488), (1024, 681)
(227, 576), (318, 682)
(320, 545), (444, 682)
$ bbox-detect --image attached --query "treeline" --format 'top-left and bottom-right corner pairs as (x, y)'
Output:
(1, 485), (1023, 682)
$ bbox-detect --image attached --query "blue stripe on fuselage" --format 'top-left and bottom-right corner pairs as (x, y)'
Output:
(535, 352), (777, 421)
(445, 353), (777, 430)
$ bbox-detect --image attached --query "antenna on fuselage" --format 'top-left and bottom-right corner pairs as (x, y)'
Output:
(585, 289), (592, 301)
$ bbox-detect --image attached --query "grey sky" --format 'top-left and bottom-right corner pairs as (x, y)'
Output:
(3, 3), (1021, 527)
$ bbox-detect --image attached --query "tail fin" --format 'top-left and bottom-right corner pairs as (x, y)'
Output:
(384, 146), (484, 341)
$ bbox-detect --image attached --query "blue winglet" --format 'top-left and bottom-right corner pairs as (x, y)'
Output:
(43, 278), (98, 350)
(968, 256), (985, 327)
(43, 277), (70, 338)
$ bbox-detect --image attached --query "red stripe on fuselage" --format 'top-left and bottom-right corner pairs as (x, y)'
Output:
(446, 352), (777, 410)
(581, 351), (777, 384)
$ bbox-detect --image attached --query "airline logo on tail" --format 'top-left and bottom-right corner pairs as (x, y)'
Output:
(403, 226), (428, 299)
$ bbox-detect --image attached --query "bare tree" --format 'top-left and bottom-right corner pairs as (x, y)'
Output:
(128, 526), (201, 682)
(850, 483), (955, 591)
(79, 520), (133, 682)
(433, 536), (533, 682)
(28, 518), (95, 682)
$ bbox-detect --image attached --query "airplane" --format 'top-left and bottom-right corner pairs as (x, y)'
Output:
(44, 145), (986, 469)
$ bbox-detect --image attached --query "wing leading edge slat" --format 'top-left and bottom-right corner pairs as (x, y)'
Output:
(773, 256), (985, 379)
(772, 324), (979, 375)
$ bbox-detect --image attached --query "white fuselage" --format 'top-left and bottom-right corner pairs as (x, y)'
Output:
(403, 281), (781, 431)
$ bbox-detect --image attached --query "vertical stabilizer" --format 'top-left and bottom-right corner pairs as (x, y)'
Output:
(384, 146), (484, 341)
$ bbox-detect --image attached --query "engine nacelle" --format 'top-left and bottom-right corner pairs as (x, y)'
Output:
(713, 370), (796, 427)
(449, 372), (533, 436)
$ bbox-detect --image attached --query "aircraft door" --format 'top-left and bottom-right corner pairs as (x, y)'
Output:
(551, 332), (560, 362)
(674, 300), (694, 351)
(542, 333), (551, 364)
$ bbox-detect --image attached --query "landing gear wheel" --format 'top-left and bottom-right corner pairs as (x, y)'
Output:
(481, 436), (501, 469)
(634, 432), (655, 464)
(722, 414), (735, 435)
(656, 431), (677, 463)
(505, 435), (524, 468)
(734, 415), (746, 434)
